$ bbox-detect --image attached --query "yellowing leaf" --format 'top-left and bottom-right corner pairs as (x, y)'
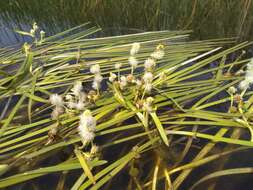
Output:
(74, 149), (96, 184)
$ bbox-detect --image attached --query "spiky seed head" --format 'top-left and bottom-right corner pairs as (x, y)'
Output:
(94, 74), (103, 83)
(239, 80), (249, 90)
(144, 58), (156, 70)
(109, 72), (117, 82)
(145, 83), (152, 92)
(151, 49), (165, 60)
(143, 72), (153, 83)
(79, 110), (96, 132)
(71, 81), (83, 97)
(78, 127), (95, 143)
(90, 64), (100, 74)
(228, 86), (237, 94)
(115, 63), (122, 69)
(130, 42), (140, 56)
(50, 94), (64, 107)
(129, 56), (138, 68)
(92, 81), (101, 90)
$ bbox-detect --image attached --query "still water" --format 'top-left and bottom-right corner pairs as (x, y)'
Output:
(0, 0), (253, 47)
(1, 1), (253, 190)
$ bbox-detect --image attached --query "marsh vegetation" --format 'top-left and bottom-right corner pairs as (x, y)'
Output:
(1, 1), (253, 190)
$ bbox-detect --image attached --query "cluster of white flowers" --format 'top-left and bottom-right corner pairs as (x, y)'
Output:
(65, 81), (87, 110)
(136, 79), (142, 87)
(90, 64), (103, 91)
(78, 110), (96, 144)
(151, 48), (165, 60)
(50, 94), (64, 119)
(143, 97), (154, 112)
(141, 45), (165, 92)
(130, 42), (141, 56)
(239, 59), (253, 91)
(228, 86), (237, 94)
(90, 64), (100, 74)
(129, 56), (138, 69)
(143, 72), (153, 83)
(115, 63), (122, 70)
(120, 76), (128, 89)
(71, 81), (83, 97)
(144, 58), (156, 71)
(143, 72), (153, 92)
(109, 72), (117, 82)
(129, 43), (140, 73)
(50, 94), (63, 107)
(106, 44), (166, 97)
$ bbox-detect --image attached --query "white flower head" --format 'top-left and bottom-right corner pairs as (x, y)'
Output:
(76, 101), (85, 110)
(120, 76), (127, 82)
(145, 83), (152, 92)
(92, 81), (101, 90)
(71, 81), (83, 97)
(129, 56), (138, 68)
(78, 127), (95, 143)
(120, 76), (127, 89)
(79, 92), (87, 102)
(94, 74), (103, 83)
(115, 63), (122, 70)
(130, 42), (141, 56)
(50, 94), (64, 107)
(143, 72), (153, 83)
(239, 58), (253, 91)
(228, 86), (237, 94)
(239, 80), (249, 90)
(67, 101), (77, 109)
(146, 97), (154, 104)
(65, 94), (73, 101)
(143, 97), (154, 112)
(109, 72), (117, 82)
(51, 106), (64, 120)
(144, 58), (156, 70)
(79, 110), (96, 132)
(90, 64), (100, 74)
(136, 79), (142, 87)
(245, 71), (253, 83)
(51, 109), (59, 120)
(151, 49), (165, 60)
(92, 72), (103, 90)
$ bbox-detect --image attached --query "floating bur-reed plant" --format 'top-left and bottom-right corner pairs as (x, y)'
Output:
(1, 23), (253, 189)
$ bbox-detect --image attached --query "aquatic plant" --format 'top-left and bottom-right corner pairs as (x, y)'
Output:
(1, 23), (253, 189)
(0, 0), (252, 43)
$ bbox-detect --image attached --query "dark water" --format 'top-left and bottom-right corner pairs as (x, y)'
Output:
(1, 1), (253, 190)
(0, 0), (253, 47)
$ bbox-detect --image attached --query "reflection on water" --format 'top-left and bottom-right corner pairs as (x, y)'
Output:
(0, 0), (253, 46)
(1, 1), (253, 190)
